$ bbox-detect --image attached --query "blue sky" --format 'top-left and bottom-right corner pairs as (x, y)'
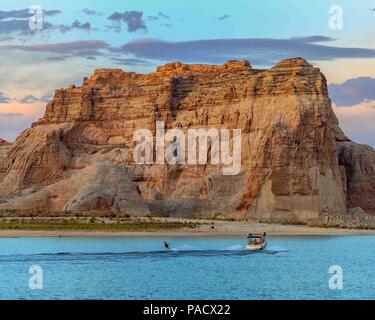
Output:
(2, 0), (374, 41)
(0, 0), (375, 144)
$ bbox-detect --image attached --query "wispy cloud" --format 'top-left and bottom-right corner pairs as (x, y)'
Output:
(158, 12), (170, 19)
(2, 36), (375, 74)
(82, 8), (103, 16)
(148, 12), (170, 21)
(0, 8), (60, 35)
(334, 101), (375, 147)
(329, 77), (375, 106)
(0, 40), (109, 58)
(0, 9), (94, 35)
(0, 8), (61, 20)
(19, 95), (38, 104)
(18, 94), (52, 104)
(58, 20), (92, 33)
(114, 36), (375, 66)
(217, 14), (231, 20)
(107, 11), (147, 32)
(111, 57), (152, 66)
(0, 102), (45, 142)
(160, 23), (171, 28)
(0, 19), (54, 35)
(0, 112), (22, 117)
(0, 91), (10, 103)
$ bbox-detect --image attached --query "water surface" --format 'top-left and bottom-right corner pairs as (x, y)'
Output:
(0, 236), (374, 299)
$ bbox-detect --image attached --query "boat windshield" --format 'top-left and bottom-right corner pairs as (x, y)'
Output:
(248, 237), (264, 244)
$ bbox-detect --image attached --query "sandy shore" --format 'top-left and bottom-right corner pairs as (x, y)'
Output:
(0, 219), (374, 238)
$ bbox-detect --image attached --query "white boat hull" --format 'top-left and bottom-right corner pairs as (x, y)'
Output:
(246, 241), (267, 251)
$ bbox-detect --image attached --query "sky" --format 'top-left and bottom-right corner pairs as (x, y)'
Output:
(0, 0), (375, 146)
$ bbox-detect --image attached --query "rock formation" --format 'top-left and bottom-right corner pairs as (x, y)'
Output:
(0, 138), (9, 147)
(0, 58), (374, 225)
(337, 141), (375, 214)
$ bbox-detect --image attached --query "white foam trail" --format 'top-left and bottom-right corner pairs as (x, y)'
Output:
(174, 245), (197, 251)
(224, 245), (244, 251)
(266, 246), (288, 252)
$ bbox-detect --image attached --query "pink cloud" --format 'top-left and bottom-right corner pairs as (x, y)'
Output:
(333, 100), (375, 147)
(0, 102), (44, 142)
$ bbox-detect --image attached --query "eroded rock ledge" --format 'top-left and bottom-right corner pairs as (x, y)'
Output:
(0, 58), (374, 226)
(0, 138), (9, 147)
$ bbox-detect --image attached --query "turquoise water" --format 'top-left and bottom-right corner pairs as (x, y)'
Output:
(0, 235), (374, 300)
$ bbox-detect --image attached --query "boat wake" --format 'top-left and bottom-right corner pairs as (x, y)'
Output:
(0, 246), (285, 262)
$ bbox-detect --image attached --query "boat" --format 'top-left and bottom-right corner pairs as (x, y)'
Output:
(246, 233), (267, 251)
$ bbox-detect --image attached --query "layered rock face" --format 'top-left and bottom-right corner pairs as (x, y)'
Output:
(0, 58), (374, 223)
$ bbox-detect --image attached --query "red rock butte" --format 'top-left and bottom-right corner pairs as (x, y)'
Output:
(0, 58), (374, 226)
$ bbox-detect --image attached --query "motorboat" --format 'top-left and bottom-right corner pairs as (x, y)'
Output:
(246, 233), (267, 251)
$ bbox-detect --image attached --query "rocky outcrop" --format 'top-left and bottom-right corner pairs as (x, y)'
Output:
(0, 162), (149, 215)
(0, 58), (374, 223)
(0, 138), (11, 186)
(337, 141), (375, 214)
(0, 138), (9, 147)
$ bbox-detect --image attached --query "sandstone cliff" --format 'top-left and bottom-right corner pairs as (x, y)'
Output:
(337, 141), (375, 214)
(0, 58), (374, 225)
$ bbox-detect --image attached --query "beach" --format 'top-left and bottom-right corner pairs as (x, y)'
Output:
(0, 218), (373, 238)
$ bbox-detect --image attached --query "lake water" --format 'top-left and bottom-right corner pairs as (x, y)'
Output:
(0, 235), (374, 300)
